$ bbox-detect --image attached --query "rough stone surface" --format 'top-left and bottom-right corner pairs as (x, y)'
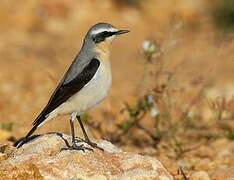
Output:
(0, 133), (172, 180)
(210, 166), (234, 180)
(191, 171), (210, 180)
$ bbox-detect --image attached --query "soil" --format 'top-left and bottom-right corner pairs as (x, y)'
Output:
(0, 0), (233, 179)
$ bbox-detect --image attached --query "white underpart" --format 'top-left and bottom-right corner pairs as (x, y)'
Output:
(90, 27), (118, 36)
(38, 59), (112, 127)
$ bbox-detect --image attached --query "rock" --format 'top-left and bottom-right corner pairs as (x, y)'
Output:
(0, 133), (172, 179)
(210, 166), (234, 180)
(191, 171), (210, 180)
(0, 152), (7, 161)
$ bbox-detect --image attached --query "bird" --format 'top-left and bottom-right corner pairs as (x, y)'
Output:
(15, 23), (129, 151)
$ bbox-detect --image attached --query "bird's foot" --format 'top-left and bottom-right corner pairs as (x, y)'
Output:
(61, 142), (93, 152)
(73, 137), (83, 144)
(81, 139), (104, 151)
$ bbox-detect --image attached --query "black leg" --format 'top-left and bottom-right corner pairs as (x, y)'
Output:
(77, 115), (104, 151)
(77, 115), (90, 141)
(61, 116), (92, 152)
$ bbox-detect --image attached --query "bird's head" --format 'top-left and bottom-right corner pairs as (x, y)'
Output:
(85, 23), (129, 45)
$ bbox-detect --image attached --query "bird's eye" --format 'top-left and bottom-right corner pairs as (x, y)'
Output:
(100, 31), (110, 37)
(92, 31), (113, 43)
(102, 31), (109, 35)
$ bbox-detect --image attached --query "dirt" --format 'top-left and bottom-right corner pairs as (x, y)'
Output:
(0, 0), (233, 179)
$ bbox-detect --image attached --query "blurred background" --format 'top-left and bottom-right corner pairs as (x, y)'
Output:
(0, 0), (234, 179)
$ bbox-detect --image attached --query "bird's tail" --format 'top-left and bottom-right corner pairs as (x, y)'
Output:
(14, 126), (40, 148)
(14, 112), (46, 148)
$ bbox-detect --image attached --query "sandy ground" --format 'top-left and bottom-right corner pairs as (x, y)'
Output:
(0, 0), (234, 179)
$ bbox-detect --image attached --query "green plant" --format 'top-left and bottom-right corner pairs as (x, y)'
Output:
(0, 122), (14, 131)
(171, 137), (184, 158)
(80, 113), (90, 123)
(213, 0), (234, 33)
(224, 130), (234, 140)
(111, 95), (161, 143)
(113, 0), (143, 7)
(207, 96), (226, 121)
(118, 95), (153, 132)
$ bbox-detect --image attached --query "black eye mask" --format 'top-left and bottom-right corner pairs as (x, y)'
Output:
(92, 31), (116, 43)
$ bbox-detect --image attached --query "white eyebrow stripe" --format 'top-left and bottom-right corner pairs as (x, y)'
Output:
(90, 27), (118, 35)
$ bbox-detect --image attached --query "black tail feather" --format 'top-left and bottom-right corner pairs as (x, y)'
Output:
(25, 125), (39, 139)
(14, 134), (41, 148)
(15, 112), (47, 148)
(14, 125), (39, 148)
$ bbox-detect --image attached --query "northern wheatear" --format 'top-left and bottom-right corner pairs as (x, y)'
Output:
(16, 23), (129, 150)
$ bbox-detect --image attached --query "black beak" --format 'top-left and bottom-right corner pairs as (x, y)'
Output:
(115, 29), (130, 35)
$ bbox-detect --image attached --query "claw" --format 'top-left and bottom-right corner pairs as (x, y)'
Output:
(79, 139), (104, 151)
(60, 140), (93, 152)
(88, 141), (104, 151)
(61, 143), (93, 152)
